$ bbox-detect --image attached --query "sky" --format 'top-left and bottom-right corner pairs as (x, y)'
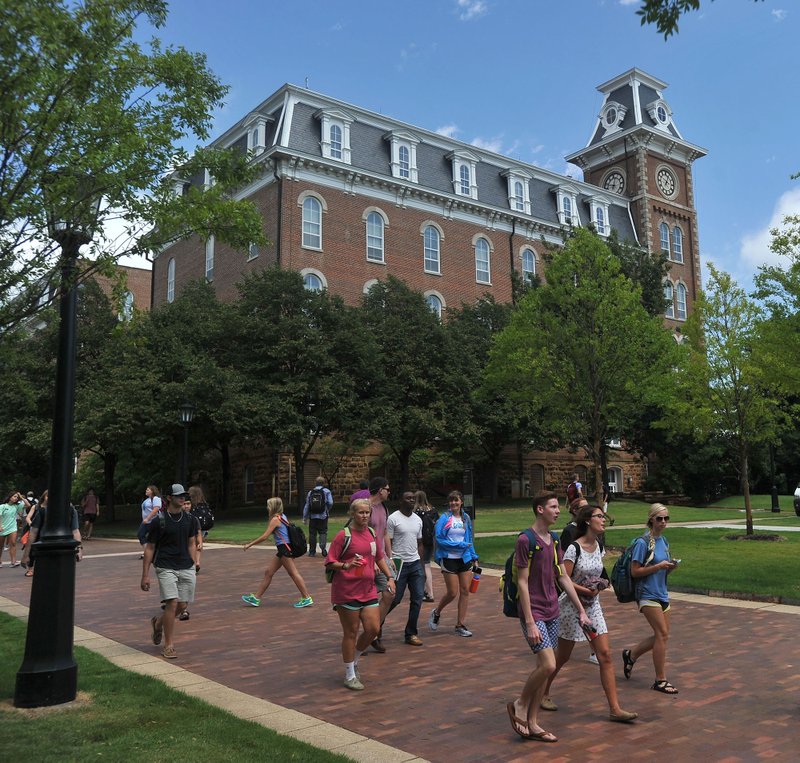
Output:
(130, 0), (800, 291)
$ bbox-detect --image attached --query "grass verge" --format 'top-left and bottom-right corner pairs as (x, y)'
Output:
(0, 613), (350, 763)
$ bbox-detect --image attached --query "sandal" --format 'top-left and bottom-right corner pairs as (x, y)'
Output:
(622, 649), (635, 680)
(506, 702), (530, 739)
(529, 729), (558, 743)
(161, 645), (177, 659)
(651, 680), (679, 694)
(24, 569), (33, 577)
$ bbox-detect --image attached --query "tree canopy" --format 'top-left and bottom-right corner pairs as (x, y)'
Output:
(636, 0), (764, 38)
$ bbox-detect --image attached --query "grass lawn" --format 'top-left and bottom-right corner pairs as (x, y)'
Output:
(710, 494), (797, 511)
(0, 614), (349, 763)
(473, 526), (800, 602)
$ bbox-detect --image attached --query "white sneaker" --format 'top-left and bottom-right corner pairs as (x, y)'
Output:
(428, 608), (440, 631)
(344, 676), (364, 691)
(454, 624), (473, 637)
(588, 653), (600, 665)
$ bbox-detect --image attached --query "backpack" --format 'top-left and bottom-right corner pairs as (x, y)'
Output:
(280, 517), (308, 558)
(325, 526), (376, 583)
(308, 487), (327, 515)
(417, 509), (438, 547)
(500, 529), (561, 618)
(566, 481), (580, 503)
(610, 533), (655, 603)
(191, 502), (215, 531)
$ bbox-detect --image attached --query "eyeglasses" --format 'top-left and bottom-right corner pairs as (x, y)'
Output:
(654, 516), (670, 522)
(590, 514), (605, 520)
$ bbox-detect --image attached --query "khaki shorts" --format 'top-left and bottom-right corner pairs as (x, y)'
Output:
(156, 567), (196, 603)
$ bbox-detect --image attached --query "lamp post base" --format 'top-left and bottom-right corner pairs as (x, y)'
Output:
(14, 537), (78, 708)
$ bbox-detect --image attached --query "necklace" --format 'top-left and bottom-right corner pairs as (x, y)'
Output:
(166, 511), (184, 524)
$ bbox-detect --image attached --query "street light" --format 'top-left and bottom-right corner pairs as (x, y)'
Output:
(179, 400), (195, 485)
(15, 172), (101, 708)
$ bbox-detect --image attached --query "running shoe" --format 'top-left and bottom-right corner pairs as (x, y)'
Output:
(241, 593), (261, 607)
(344, 676), (364, 691)
(588, 653), (599, 665)
(293, 596), (313, 608)
(428, 608), (440, 631)
(454, 624), (473, 637)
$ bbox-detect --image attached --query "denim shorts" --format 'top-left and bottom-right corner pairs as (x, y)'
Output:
(520, 618), (560, 653)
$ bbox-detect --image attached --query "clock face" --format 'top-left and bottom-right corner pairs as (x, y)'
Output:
(603, 171), (625, 194)
(657, 168), (676, 197)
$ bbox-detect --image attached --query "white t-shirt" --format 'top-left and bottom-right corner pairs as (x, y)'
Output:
(387, 510), (422, 563)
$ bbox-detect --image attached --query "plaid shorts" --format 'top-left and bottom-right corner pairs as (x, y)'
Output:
(520, 617), (560, 653)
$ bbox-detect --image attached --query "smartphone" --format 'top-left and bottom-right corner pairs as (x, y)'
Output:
(671, 558), (681, 565)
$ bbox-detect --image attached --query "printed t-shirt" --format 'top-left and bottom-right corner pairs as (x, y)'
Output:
(368, 501), (389, 556)
(444, 516), (467, 558)
(326, 526), (385, 604)
(632, 535), (670, 602)
(515, 530), (562, 622)
(145, 511), (199, 570)
(387, 511), (422, 562)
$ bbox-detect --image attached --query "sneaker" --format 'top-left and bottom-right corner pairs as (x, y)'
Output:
(454, 624), (473, 637)
(293, 596), (313, 608)
(343, 676), (365, 691)
(405, 634), (423, 646)
(178, 611), (190, 621)
(428, 608), (440, 631)
(588, 653), (599, 665)
(308, 553), (316, 558)
(241, 593), (261, 607)
(320, 548), (328, 555)
(423, 594), (435, 602)
(10, 561), (20, 567)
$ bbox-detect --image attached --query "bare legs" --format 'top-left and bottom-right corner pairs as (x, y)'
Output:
(337, 606), (380, 663)
(435, 568), (471, 627)
(514, 646), (557, 736)
(255, 555), (310, 600)
(0, 532), (17, 565)
(631, 606), (671, 681)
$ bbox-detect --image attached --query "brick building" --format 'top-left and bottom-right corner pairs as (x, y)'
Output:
(152, 68), (705, 504)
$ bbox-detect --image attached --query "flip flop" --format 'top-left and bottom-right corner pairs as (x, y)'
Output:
(652, 680), (679, 694)
(529, 729), (558, 743)
(622, 649), (635, 680)
(506, 702), (530, 739)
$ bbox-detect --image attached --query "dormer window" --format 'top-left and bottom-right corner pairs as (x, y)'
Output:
(446, 150), (479, 199)
(646, 99), (673, 132)
(600, 100), (628, 136)
(552, 184), (580, 227)
(245, 114), (269, 156)
(502, 169), (531, 214)
(316, 108), (354, 164)
(385, 130), (420, 182)
(587, 195), (611, 237)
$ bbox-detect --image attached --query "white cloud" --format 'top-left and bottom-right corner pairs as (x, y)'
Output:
(739, 187), (800, 268)
(772, 9), (788, 21)
(471, 136), (503, 153)
(456, 0), (488, 21)
(436, 124), (459, 138)
(618, 0), (638, 6)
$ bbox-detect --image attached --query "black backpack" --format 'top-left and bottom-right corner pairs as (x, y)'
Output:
(281, 517), (308, 558)
(308, 487), (327, 514)
(500, 529), (561, 617)
(417, 509), (438, 546)
(190, 502), (215, 531)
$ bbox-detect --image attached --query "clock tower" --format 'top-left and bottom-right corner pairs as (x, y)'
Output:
(566, 69), (706, 329)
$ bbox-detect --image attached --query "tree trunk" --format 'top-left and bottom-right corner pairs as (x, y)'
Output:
(103, 452), (117, 523)
(294, 443), (306, 513)
(220, 441), (231, 512)
(593, 436), (604, 506)
(741, 445), (754, 535)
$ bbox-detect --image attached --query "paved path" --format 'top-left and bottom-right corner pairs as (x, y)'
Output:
(3, 538), (800, 761)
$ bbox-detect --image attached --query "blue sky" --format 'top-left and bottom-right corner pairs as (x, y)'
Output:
(133, 0), (799, 290)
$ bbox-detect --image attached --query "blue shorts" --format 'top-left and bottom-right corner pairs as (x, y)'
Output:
(520, 618), (560, 653)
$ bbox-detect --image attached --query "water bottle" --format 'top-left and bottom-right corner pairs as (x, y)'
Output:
(469, 566), (482, 593)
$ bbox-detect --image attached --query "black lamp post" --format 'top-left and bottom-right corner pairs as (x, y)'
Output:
(179, 401), (195, 485)
(14, 173), (100, 708)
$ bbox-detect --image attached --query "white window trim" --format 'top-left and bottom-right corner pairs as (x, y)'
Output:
(421, 221), (444, 275)
(363, 278), (379, 294)
(502, 169), (531, 214)
(675, 281), (688, 321)
(385, 129), (420, 183)
(664, 279), (675, 319)
(424, 290), (445, 319)
(363, 207), (389, 264)
(315, 108), (354, 164)
(205, 236), (215, 281)
(245, 114), (268, 155)
(298, 190), (327, 251)
(552, 184), (580, 227)
(672, 225), (684, 263)
(587, 195), (611, 237)
(473, 234), (492, 285)
(520, 246), (536, 283)
(600, 100), (628, 137)
(446, 149), (479, 200)
(300, 267), (327, 291)
(247, 243), (260, 261)
(167, 258), (175, 303)
(645, 98), (673, 132)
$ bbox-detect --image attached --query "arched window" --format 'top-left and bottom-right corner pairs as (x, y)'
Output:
(664, 280), (674, 318)
(205, 236), (214, 281)
(595, 206), (606, 235)
(398, 145), (410, 178)
(303, 272), (323, 292)
(167, 258), (175, 303)
(120, 290), (134, 321)
(423, 225), (440, 273)
(426, 293), (443, 318)
(475, 238), (491, 284)
(459, 164), (471, 196)
(522, 248), (536, 284)
(563, 195), (572, 225)
(672, 226), (684, 263)
(660, 222), (670, 255)
(513, 181), (524, 211)
(366, 211), (384, 262)
(330, 124), (342, 159)
(302, 196), (322, 249)
(676, 283), (687, 320)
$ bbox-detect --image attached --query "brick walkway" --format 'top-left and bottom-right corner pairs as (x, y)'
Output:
(3, 538), (800, 761)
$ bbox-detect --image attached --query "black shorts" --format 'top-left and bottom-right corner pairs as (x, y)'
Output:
(276, 544), (292, 558)
(83, 514), (97, 524)
(440, 558), (472, 574)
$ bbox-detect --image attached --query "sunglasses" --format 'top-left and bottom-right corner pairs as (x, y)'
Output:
(654, 516), (670, 522)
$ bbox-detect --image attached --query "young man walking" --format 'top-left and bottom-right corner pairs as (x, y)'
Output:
(384, 490), (425, 646)
(303, 476), (333, 557)
(141, 484), (200, 659)
(507, 491), (590, 743)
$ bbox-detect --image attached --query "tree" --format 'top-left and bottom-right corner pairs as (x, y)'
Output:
(674, 265), (784, 534)
(606, 231), (670, 318)
(0, 0), (264, 332)
(360, 277), (455, 495)
(486, 228), (678, 502)
(636, 0), (763, 38)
